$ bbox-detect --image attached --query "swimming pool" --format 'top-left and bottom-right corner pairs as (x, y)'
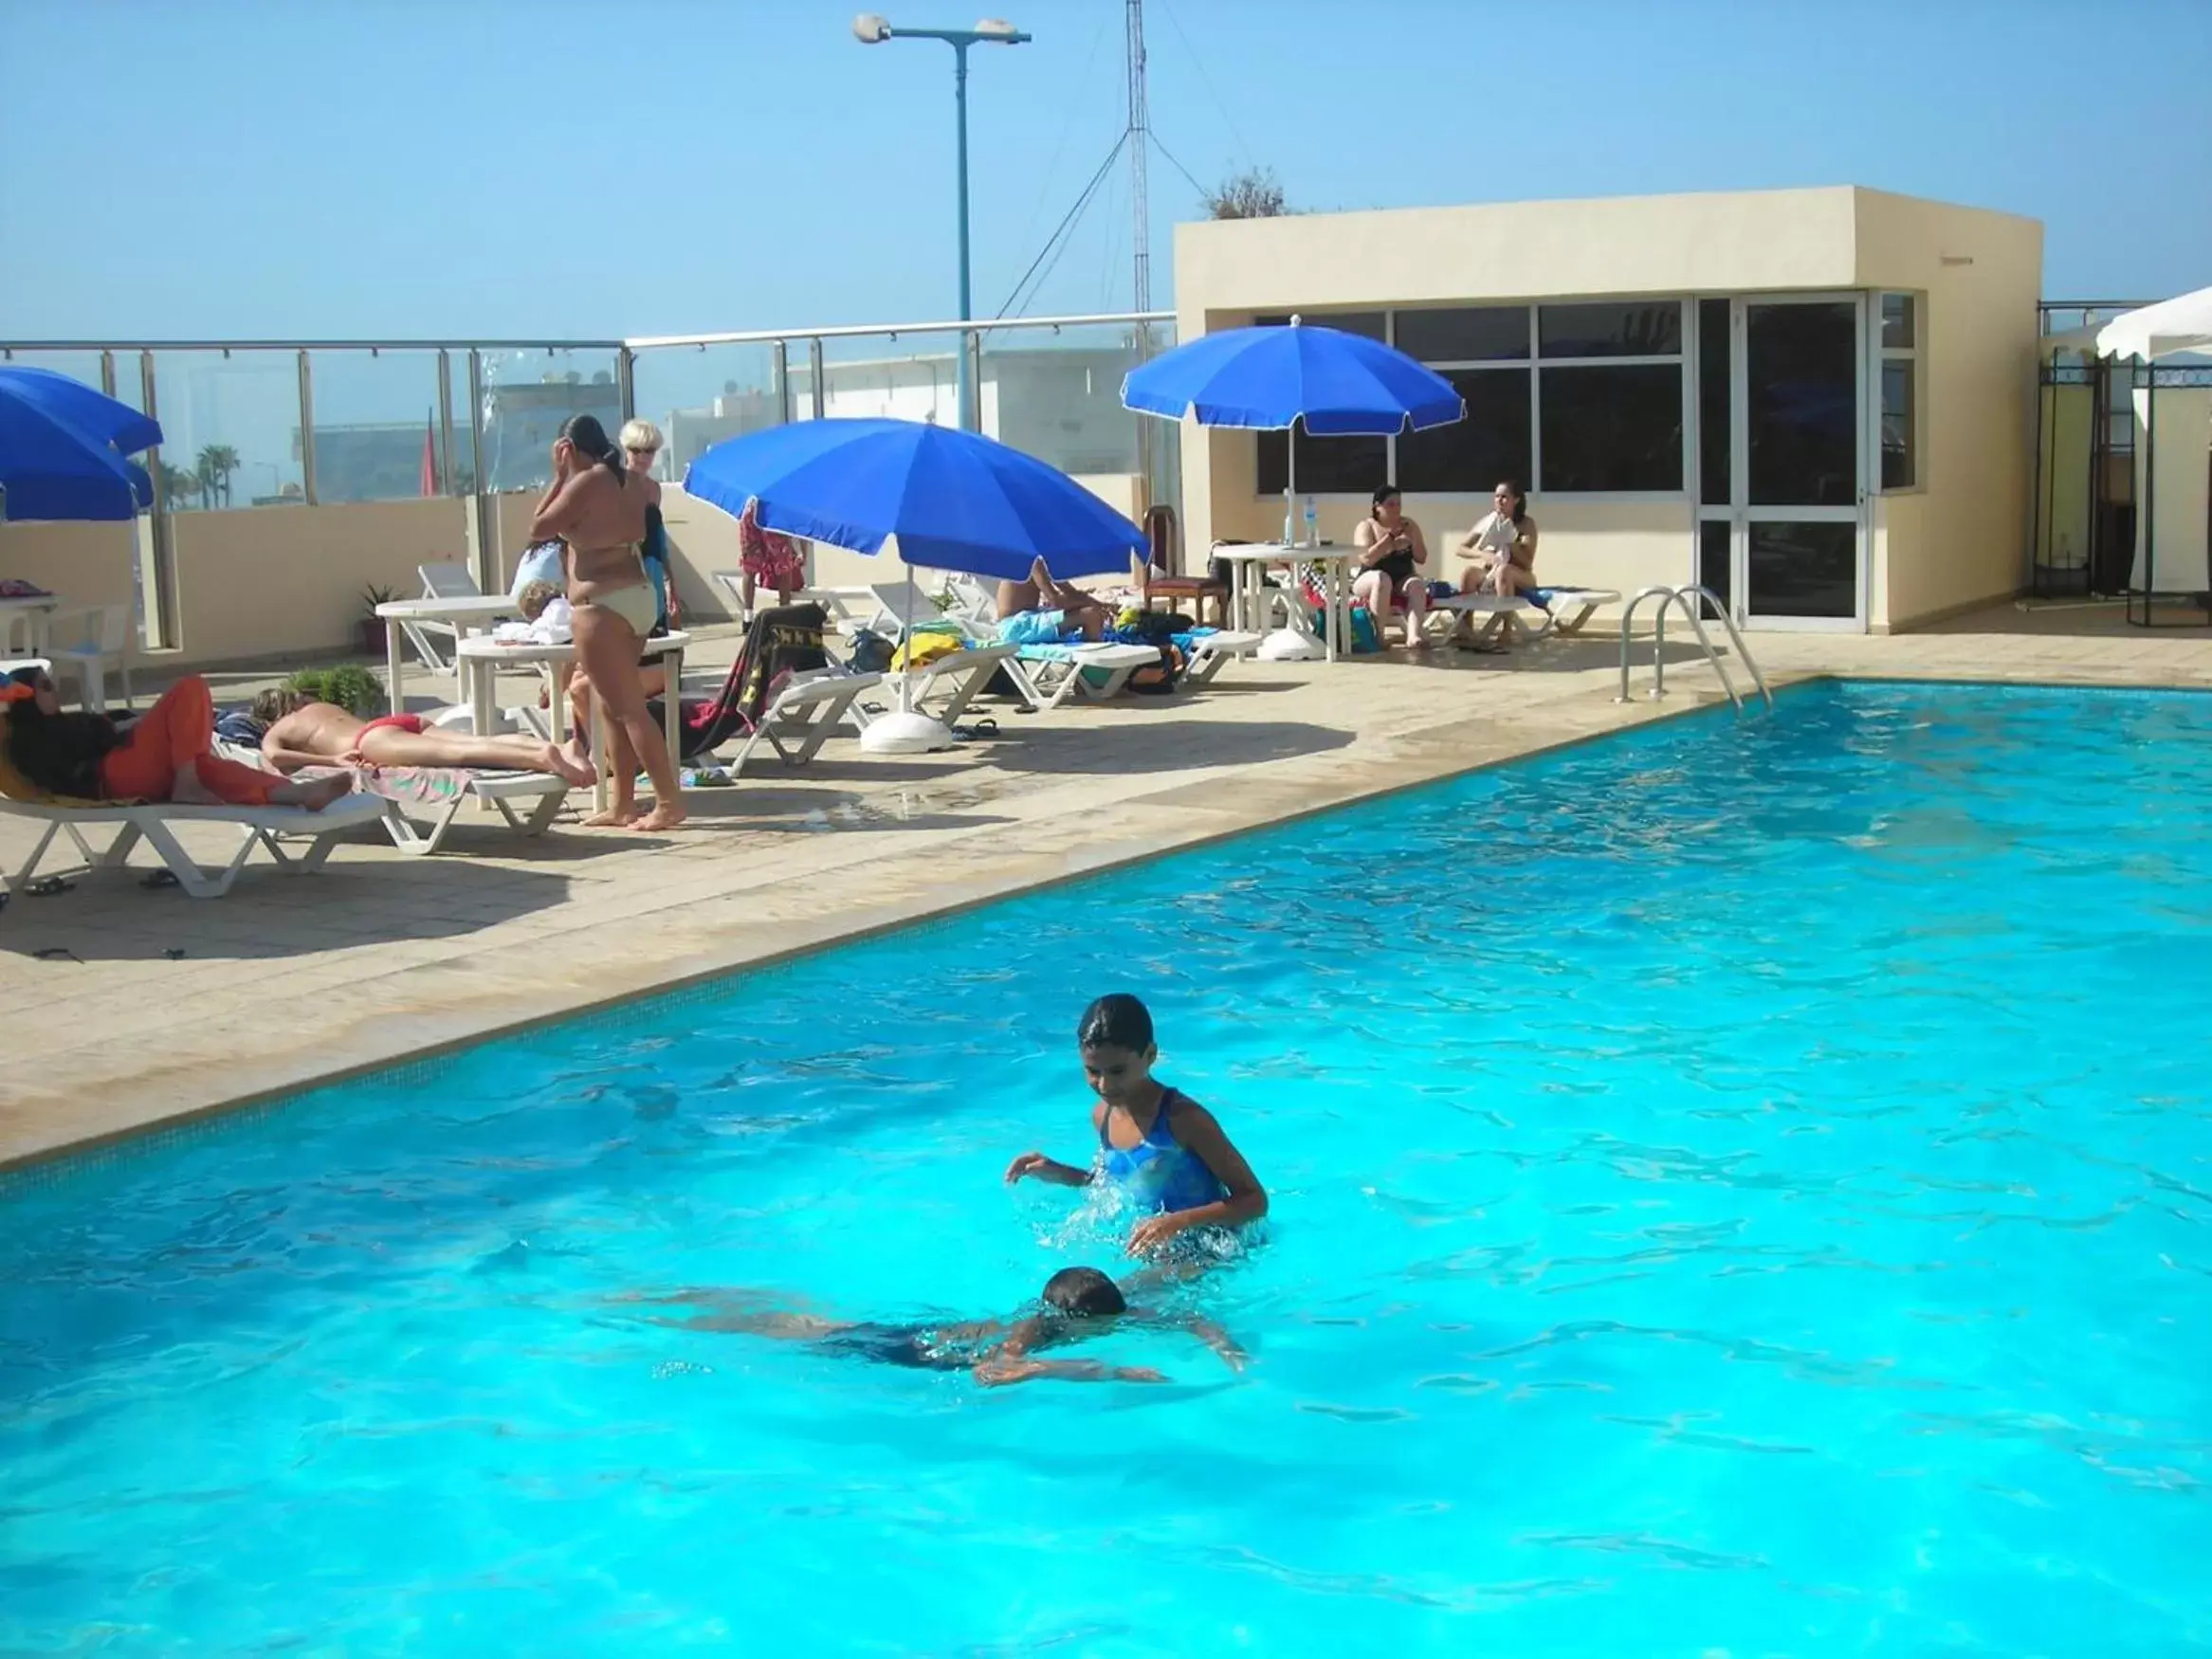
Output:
(4, 680), (2209, 1653)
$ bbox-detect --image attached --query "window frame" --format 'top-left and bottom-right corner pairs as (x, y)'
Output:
(1875, 292), (1923, 495)
(1249, 299), (1692, 502)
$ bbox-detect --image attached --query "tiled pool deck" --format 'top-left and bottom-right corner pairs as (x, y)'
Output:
(4, 602), (2208, 1169)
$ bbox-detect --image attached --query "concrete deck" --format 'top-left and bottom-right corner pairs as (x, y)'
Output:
(4, 600), (2209, 1170)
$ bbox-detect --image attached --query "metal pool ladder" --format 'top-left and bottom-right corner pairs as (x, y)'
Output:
(1616, 585), (1773, 713)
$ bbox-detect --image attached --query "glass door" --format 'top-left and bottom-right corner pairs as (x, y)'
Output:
(1736, 296), (1867, 630)
(1693, 296), (1869, 630)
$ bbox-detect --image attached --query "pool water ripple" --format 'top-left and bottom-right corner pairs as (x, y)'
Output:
(3, 681), (2211, 1653)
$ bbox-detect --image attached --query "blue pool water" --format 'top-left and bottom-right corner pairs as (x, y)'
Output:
(5, 680), (2211, 1654)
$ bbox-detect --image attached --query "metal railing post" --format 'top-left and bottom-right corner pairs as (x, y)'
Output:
(140, 350), (177, 651)
(773, 340), (792, 425)
(809, 337), (826, 419)
(437, 348), (457, 496)
(616, 346), (634, 426)
(964, 328), (984, 432)
(296, 349), (317, 505)
(467, 349), (492, 592)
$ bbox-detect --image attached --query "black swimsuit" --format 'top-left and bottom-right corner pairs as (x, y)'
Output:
(1368, 520), (1416, 584)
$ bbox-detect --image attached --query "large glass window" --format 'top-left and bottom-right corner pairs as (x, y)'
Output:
(1746, 302), (1857, 508)
(1539, 364), (1682, 492)
(1248, 301), (1689, 498)
(1254, 312), (1391, 495)
(1256, 428), (1388, 495)
(1397, 369), (1531, 494)
(1747, 520), (1856, 618)
(1393, 306), (1528, 363)
(1879, 293), (1919, 490)
(1698, 299), (1730, 506)
(1539, 302), (1681, 358)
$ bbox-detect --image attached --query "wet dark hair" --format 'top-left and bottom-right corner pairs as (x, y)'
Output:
(561, 413), (627, 487)
(1077, 993), (1154, 1052)
(1371, 484), (1400, 509)
(1042, 1267), (1127, 1318)
(1494, 479), (1526, 525)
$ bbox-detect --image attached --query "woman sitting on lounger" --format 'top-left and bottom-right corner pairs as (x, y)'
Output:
(2, 669), (351, 811)
(1351, 485), (1432, 650)
(1457, 480), (1540, 601)
(1452, 480), (1541, 651)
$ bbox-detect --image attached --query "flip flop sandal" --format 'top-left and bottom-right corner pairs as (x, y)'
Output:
(951, 717), (1002, 740)
(140, 869), (181, 890)
(26, 876), (74, 897)
(1454, 639), (1508, 655)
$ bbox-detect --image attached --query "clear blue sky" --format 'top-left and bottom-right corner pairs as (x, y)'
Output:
(2, 0), (2207, 343)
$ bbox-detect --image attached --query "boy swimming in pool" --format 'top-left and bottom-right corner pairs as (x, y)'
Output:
(1004, 994), (1268, 1257)
(626, 1266), (1244, 1388)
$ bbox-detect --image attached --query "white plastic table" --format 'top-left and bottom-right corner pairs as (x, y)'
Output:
(375, 595), (518, 715)
(453, 630), (691, 814)
(0, 592), (61, 658)
(1210, 544), (1359, 662)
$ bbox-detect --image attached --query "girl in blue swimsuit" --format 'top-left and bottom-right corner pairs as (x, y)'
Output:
(1005, 994), (1269, 1257)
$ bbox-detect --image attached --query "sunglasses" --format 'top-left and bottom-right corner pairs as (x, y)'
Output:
(626, 447), (659, 458)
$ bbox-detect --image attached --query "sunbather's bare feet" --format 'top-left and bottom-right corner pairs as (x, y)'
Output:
(631, 801), (686, 832)
(539, 742), (596, 788)
(580, 807), (634, 829)
(272, 773), (353, 811)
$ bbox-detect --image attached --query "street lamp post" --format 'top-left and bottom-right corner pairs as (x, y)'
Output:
(852, 13), (1030, 432)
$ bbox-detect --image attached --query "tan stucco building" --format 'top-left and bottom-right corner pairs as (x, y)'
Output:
(1172, 185), (2042, 633)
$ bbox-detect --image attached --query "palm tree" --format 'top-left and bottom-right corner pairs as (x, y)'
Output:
(155, 460), (201, 510)
(197, 444), (241, 508)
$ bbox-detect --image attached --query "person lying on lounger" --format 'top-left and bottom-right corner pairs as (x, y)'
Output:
(5, 668), (352, 811)
(618, 1265), (1246, 1388)
(250, 688), (595, 785)
(994, 556), (1112, 646)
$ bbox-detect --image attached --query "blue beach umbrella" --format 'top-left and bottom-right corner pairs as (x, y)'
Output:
(0, 367), (163, 522)
(1122, 316), (1464, 504)
(685, 417), (1150, 752)
(684, 416), (1147, 582)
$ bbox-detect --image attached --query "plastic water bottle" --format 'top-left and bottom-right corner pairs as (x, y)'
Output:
(1282, 489), (1295, 549)
(1302, 495), (1318, 548)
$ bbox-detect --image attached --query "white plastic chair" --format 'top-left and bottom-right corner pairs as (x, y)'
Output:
(45, 605), (131, 712)
(398, 561), (483, 674)
(1, 610), (44, 658)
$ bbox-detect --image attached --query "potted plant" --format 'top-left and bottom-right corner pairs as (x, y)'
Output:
(359, 583), (399, 656)
(283, 665), (384, 716)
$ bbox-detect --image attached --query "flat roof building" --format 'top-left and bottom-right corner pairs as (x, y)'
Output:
(1171, 185), (2042, 633)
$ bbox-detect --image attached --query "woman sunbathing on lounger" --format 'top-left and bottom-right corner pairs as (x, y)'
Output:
(2, 669), (352, 811)
(251, 690), (595, 785)
(994, 556), (1111, 646)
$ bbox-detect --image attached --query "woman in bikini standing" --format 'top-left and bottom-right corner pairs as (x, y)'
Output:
(529, 413), (685, 830)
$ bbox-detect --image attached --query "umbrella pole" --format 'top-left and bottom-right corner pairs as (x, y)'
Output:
(900, 560), (919, 714)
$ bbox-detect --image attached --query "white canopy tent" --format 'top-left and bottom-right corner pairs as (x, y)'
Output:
(2040, 284), (2212, 362)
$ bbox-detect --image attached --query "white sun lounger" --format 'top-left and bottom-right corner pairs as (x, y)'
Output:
(871, 643), (1018, 724)
(706, 668), (885, 774)
(1181, 629), (1265, 685)
(372, 771), (573, 856)
(1429, 588), (1620, 645)
(0, 793), (391, 899)
(210, 738), (577, 859)
(1011, 642), (1167, 709)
